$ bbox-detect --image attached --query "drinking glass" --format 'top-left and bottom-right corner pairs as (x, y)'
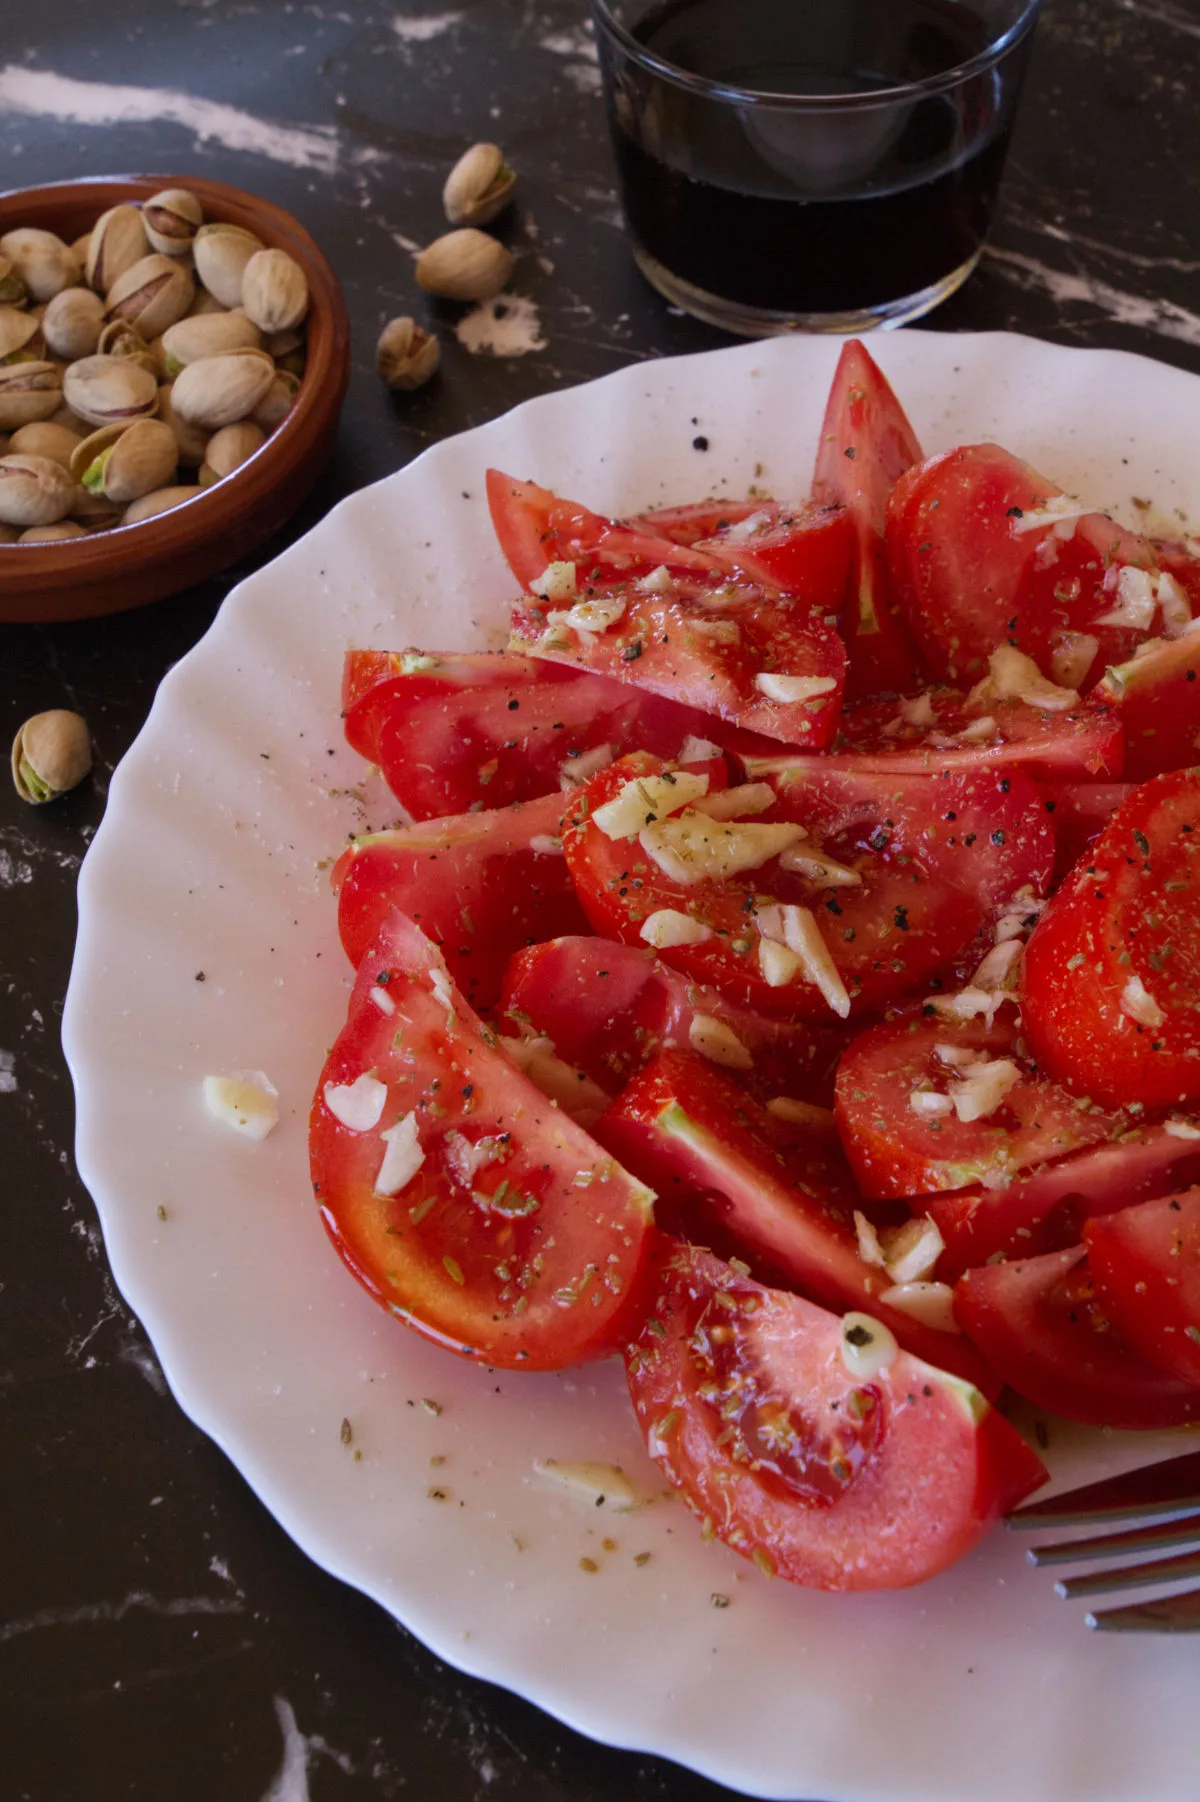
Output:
(590, 0), (1044, 336)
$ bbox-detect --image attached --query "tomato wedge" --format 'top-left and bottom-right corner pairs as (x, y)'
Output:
(332, 791), (589, 1008)
(955, 1246), (1200, 1429)
(1020, 769), (1200, 1109)
(309, 912), (656, 1370)
(1036, 779), (1134, 883)
(626, 1244), (1046, 1591)
(835, 1011), (1126, 1200)
(812, 339), (929, 700)
(691, 502), (857, 601)
(886, 443), (1163, 688)
(633, 499), (767, 546)
(1085, 1189), (1200, 1387)
(1092, 631), (1200, 784)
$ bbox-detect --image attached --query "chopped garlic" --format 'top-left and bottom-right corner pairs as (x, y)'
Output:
(687, 618), (741, 644)
(564, 594), (626, 633)
(502, 1033), (609, 1128)
(639, 813), (803, 884)
(1165, 1118), (1200, 1140)
(400, 651), (440, 673)
(930, 715), (998, 749)
(757, 902), (850, 1018)
(1120, 974), (1165, 1029)
(934, 1042), (975, 1070)
(1094, 565), (1157, 631)
(323, 1073), (387, 1133)
(949, 1057), (1021, 1123)
(688, 781), (776, 821)
(779, 842), (862, 887)
(1157, 571), (1193, 636)
(532, 1458), (640, 1510)
(444, 1130), (508, 1186)
(720, 509), (773, 542)
(203, 1069), (279, 1140)
(925, 985), (1006, 1025)
(1049, 632), (1100, 689)
(854, 1211), (886, 1269)
(910, 1088), (954, 1118)
(640, 908), (714, 949)
(971, 938), (1023, 991)
(678, 734), (723, 764)
(593, 770), (709, 840)
(879, 1281), (960, 1334)
(753, 672), (838, 705)
(688, 1012), (753, 1069)
(840, 1312), (898, 1380)
(966, 644), (1079, 713)
(758, 936), (801, 988)
(375, 1112), (424, 1196)
(1009, 494), (1094, 535)
(882, 1216), (945, 1285)
(636, 564), (675, 595)
(430, 966), (454, 1013)
(558, 742), (613, 788)
(368, 983), (396, 1015)
(765, 1096), (835, 1131)
(530, 560), (577, 601)
(529, 834), (564, 856)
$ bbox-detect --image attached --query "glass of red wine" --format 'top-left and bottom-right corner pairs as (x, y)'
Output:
(590, 0), (1043, 335)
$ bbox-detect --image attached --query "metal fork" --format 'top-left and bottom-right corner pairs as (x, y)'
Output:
(1007, 1449), (1200, 1632)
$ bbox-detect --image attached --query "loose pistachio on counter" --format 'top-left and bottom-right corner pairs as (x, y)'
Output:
(416, 228), (514, 302)
(12, 709), (93, 804)
(443, 143), (516, 228)
(377, 316), (440, 390)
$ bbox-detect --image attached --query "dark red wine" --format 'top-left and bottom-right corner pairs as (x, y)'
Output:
(599, 0), (1030, 319)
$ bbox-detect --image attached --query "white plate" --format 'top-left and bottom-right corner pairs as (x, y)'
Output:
(65, 331), (1200, 1802)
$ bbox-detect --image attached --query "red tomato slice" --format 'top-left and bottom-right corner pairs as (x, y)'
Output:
(501, 935), (852, 1107)
(691, 501), (856, 602)
(927, 1120), (1200, 1281)
(835, 1011), (1126, 1200)
(309, 912), (656, 1370)
(811, 339), (929, 700)
(955, 1246), (1200, 1428)
(626, 1244), (1046, 1591)
(633, 499), (775, 546)
(487, 469), (731, 590)
(1020, 769), (1200, 1110)
(1092, 631), (1200, 784)
(886, 444), (1163, 688)
(332, 791), (589, 1010)
(1036, 779), (1134, 883)
(342, 648), (774, 820)
(600, 1047), (995, 1390)
(1085, 1189), (1200, 1387)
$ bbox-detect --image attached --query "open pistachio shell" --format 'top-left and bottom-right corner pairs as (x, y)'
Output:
(171, 350), (276, 431)
(142, 188), (204, 257)
(443, 142), (516, 227)
(0, 305), (43, 362)
(86, 205), (150, 294)
(0, 452), (76, 526)
(0, 229), (81, 303)
(81, 417), (179, 503)
(122, 483), (204, 525)
(42, 287), (106, 361)
(97, 319), (148, 361)
(201, 419), (265, 482)
(0, 255), (27, 306)
(193, 224), (263, 309)
(12, 710), (92, 803)
(9, 420), (83, 469)
(105, 254), (195, 339)
(0, 363), (63, 432)
(69, 483), (123, 527)
(186, 287), (228, 319)
(62, 356), (159, 429)
(250, 368), (300, 433)
(161, 310), (262, 372)
(377, 316), (440, 390)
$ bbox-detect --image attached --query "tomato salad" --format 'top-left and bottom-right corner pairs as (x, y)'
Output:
(312, 342), (1200, 1595)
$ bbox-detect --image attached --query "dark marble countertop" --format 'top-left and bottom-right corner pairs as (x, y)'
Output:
(2, 2), (1199, 1797)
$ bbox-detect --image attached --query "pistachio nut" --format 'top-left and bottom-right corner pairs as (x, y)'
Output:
(12, 710), (92, 804)
(193, 223), (263, 309)
(0, 522), (20, 543)
(0, 305), (43, 363)
(0, 229), (81, 303)
(0, 453), (76, 526)
(0, 256), (26, 306)
(161, 309), (262, 372)
(42, 287), (106, 361)
(262, 325), (304, 359)
(142, 187), (204, 257)
(86, 205), (150, 294)
(48, 402), (91, 435)
(0, 363), (63, 432)
(186, 287), (228, 319)
(97, 319), (148, 360)
(70, 483), (123, 527)
(123, 483), (205, 525)
(155, 384), (210, 468)
(201, 419), (265, 483)
(9, 420), (83, 469)
(240, 248), (309, 334)
(171, 349), (275, 431)
(415, 228), (514, 302)
(250, 368), (300, 433)
(80, 417), (179, 503)
(20, 520), (89, 542)
(105, 253), (195, 338)
(443, 143), (516, 228)
(62, 355), (158, 429)
(376, 316), (440, 391)
(70, 231), (93, 268)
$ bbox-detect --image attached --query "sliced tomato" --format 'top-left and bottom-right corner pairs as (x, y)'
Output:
(1036, 779), (1134, 883)
(835, 1011), (1126, 1200)
(487, 469), (731, 590)
(691, 502), (856, 602)
(1085, 1189), (1200, 1387)
(309, 912), (657, 1370)
(1092, 632), (1200, 783)
(955, 1246), (1200, 1428)
(633, 498), (774, 546)
(500, 935), (852, 1107)
(342, 648), (773, 820)
(625, 1244), (1046, 1591)
(928, 1120), (1200, 1281)
(601, 1048), (994, 1390)
(886, 444), (1163, 688)
(332, 791), (589, 1009)
(811, 339), (929, 700)
(1020, 769), (1200, 1109)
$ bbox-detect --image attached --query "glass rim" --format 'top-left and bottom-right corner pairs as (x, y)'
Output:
(588, 0), (1044, 109)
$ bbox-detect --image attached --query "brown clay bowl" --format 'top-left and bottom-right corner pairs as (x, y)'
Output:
(0, 175), (350, 624)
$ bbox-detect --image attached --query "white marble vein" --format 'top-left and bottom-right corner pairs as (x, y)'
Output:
(0, 1590), (244, 1643)
(986, 246), (1200, 348)
(261, 1698), (356, 1802)
(390, 11), (463, 43)
(1116, 0), (1200, 42)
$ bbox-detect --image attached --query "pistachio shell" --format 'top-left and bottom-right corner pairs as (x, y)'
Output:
(19, 520), (88, 542)
(262, 325), (305, 358)
(0, 305), (42, 362)
(170, 351), (276, 430)
(0, 256), (27, 306)
(69, 483), (123, 526)
(97, 319), (148, 360)
(48, 402), (91, 435)
(240, 248), (309, 333)
(83, 417), (179, 503)
(0, 363), (63, 431)
(202, 419), (266, 480)
(0, 522), (21, 543)
(161, 310), (262, 372)
(0, 453), (76, 526)
(42, 287), (106, 361)
(155, 384), (210, 467)
(9, 421), (83, 469)
(443, 143), (516, 227)
(69, 422), (127, 482)
(122, 483), (205, 525)
(62, 356), (159, 429)
(12, 709), (92, 803)
(105, 253), (195, 339)
(250, 368), (300, 433)
(415, 228), (513, 301)
(0, 229), (81, 303)
(193, 224), (263, 309)
(142, 187), (204, 257)
(186, 287), (228, 318)
(376, 316), (440, 390)
(70, 231), (93, 267)
(86, 205), (149, 294)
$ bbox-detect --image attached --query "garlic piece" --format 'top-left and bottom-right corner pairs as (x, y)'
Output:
(592, 770), (709, 840)
(687, 1012), (752, 1069)
(203, 1070), (279, 1140)
(840, 1312), (898, 1380)
(639, 908), (713, 949)
(753, 672), (838, 705)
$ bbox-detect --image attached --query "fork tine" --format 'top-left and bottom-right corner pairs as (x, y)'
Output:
(1055, 1545), (1200, 1600)
(1007, 1449), (1200, 1528)
(1027, 1513), (1200, 1567)
(1087, 1586), (1200, 1633)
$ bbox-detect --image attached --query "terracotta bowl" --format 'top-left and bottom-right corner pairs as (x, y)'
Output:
(0, 175), (350, 624)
